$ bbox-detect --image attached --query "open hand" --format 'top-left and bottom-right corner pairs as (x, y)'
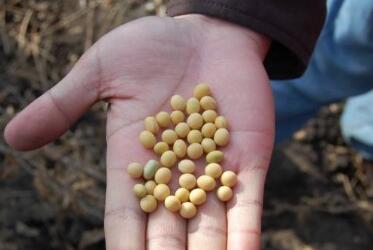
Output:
(5, 14), (274, 250)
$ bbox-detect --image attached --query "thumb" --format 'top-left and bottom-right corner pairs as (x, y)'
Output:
(4, 47), (100, 151)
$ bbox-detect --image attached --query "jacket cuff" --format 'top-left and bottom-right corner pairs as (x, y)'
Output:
(167, 0), (326, 79)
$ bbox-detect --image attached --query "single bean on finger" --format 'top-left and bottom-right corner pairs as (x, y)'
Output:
(127, 162), (143, 178)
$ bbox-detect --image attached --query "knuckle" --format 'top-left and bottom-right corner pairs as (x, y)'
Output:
(104, 205), (144, 224)
(193, 224), (226, 238)
(234, 198), (263, 210)
(147, 233), (185, 248)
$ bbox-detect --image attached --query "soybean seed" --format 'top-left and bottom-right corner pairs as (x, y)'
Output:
(200, 96), (217, 110)
(170, 110), (185, 125)
(202, 110), (217, 123)
(145, 180), (157, 194)
(127, 162), (143, 178)
(162, 129), (178, 145)
(153, 141), (169, 155)
(175, 188), (190, 202)
(139, 130), (156, 149)
(140, 195), (158, 213)
(193, 83), (211, 99)
(170, 95), (186, 111)
(214, 128), (230, 146)
(206, 150), (224, 163)
(215, 116), (228, 129)
(160, 150), (177, 167)
(186, 97), (201, 114)
(189, 188), (207, 205)
(173, 139), (187, 158)
(175, 122), (190, 138)
(154, 167), (172, 184)
(205, 163), (223, 178)
(187, 143), (203, 160)
(197, 175), (216, 191)
(201, 123), (216, 138)
(153, 184), (171, 201)
(133, 183), (147, 198)
(187, 130), (202, 144)
(165, 195), (182, 212)
(216, 186), (233, 202)
(156, 111), (171, 128)
(179, 173), (197, 190)
(144, 116), (159, 134)
(178, 159), (196, 174)
(179, 202), (197, 219)
(143, 160), (160, 180)
(187, 113), (203, 129)
(201, 138), (216, 153)
(220, 171), (237, 187)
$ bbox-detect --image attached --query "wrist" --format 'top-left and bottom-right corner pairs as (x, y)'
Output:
(175, 14), (271, 60)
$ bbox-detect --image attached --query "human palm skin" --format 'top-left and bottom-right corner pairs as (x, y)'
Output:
(5, 15), (274, 250)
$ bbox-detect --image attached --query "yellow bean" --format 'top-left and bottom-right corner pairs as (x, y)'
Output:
(144, 116), (159, 134)
(202, 110), (217, 123)
(175, 122), (190, 138)
(189, 188), (207, 205)
(204, 163), (223, 179)
(153, 141), (170, 155)
(170, 95), (186, 111)
(215, 116), (228, 129)
(140, 195), (158, 213)
(187, 130), (202, 144)
(186, 97), (201, 114)
(187, 113), (203, 129)
(201, 123), (216, 138)
(145, 180), (157, 194)
(220, 171), (237, 187)
(127, 162), (143, 179)
(160, 150), (177, 167)
(165, 195), (182, 212)
(154, 167), (172, 184)
(197, 175), (216, 191)
(187, 143), (203, 160)
(200, 96), (217, 110)
(161, 129), (178, 145)
(179, 173), (197, 190)
(139, 130), (156, 149)
(193, 84), (211, 99)
(201, 138), (216, 153)
(156, 111), (171, 128)
(133, 183), (147, 198)
(206, 150), (224, 163)
(153, 184), (171, 201)
(170, 110), (185, 125)
(214, 128), (230, 146)
(173, 139), (187, 158)
(179, 202), (197, 219)
(178, 159), (196, 174)
(216, 186), (233, 202)
(175, 187), (190, 202)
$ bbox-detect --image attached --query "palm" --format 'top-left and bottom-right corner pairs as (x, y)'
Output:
(5, 15), (274, 250)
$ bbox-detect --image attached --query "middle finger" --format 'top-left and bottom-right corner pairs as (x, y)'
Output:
(188, 193), (227, 250)
(147, 174), (187, 250)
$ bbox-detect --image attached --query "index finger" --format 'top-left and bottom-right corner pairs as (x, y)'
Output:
(104, 124), (148, 250)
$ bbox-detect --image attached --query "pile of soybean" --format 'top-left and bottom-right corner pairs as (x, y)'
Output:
(127, 84), (237, 219)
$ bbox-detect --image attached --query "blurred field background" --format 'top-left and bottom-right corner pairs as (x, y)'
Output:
(0, 0), (372, 249)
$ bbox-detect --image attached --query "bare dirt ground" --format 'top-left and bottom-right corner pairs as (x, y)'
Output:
(1, 1), (372, 249)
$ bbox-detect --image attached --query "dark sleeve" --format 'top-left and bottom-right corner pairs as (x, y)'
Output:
(167, 0), (326, 79)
